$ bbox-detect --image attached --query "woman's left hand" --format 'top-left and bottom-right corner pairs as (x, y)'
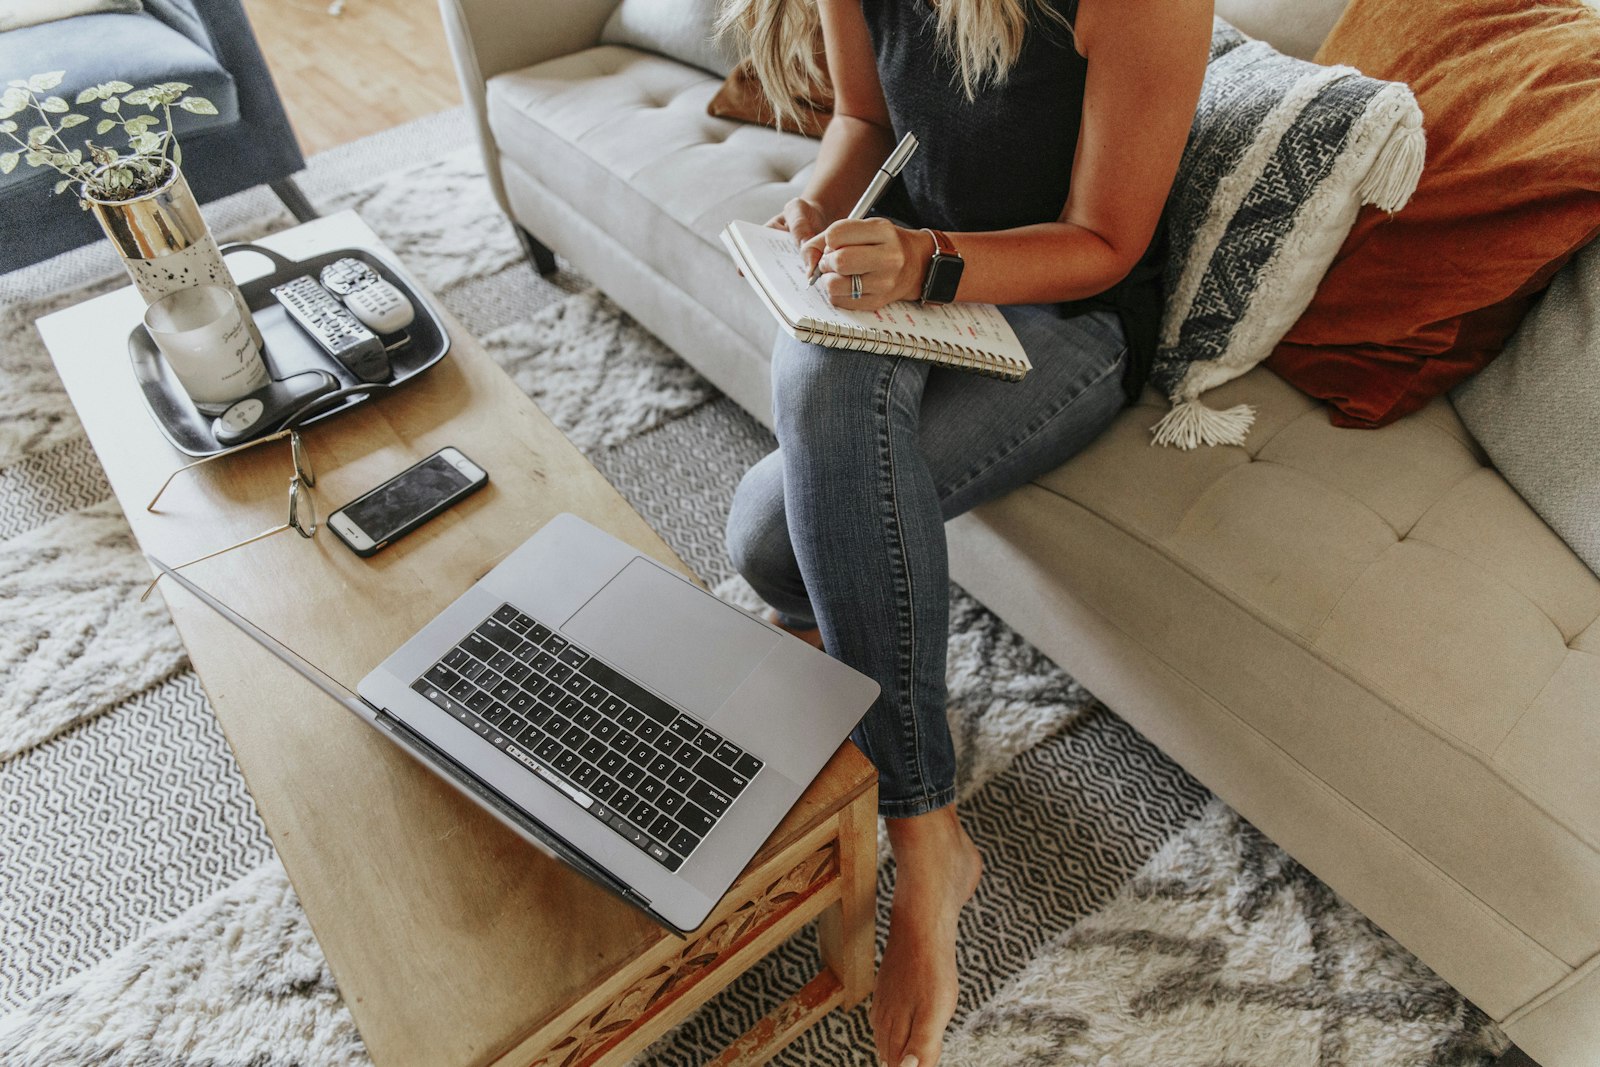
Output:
(801, 219), (934, 311)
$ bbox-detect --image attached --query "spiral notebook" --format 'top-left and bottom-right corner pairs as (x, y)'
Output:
(722, 220), (1031, 381)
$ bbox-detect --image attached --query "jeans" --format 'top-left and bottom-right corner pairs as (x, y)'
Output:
(725, 303), (1131, 818)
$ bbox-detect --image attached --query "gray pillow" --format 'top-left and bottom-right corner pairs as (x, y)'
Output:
(599, 0), (741, 79)
(1452, 239), (1600, 578)
(0, 0), (140, 31)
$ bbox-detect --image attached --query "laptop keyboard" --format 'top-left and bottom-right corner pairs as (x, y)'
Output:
(410, 603), (763, 871)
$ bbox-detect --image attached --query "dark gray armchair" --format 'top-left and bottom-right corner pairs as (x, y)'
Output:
(0, 0), (313, 273)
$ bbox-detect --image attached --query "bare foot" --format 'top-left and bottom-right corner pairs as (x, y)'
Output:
(872, 806), (983, 1067)
(765, 608), (824, 651)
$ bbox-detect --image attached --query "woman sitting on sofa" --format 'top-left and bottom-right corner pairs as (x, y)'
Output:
(721, 0), (1209, 1063)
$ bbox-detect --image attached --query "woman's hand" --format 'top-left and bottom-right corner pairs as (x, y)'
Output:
(766, 196), (831, 271)
(802, 218), (934, 311)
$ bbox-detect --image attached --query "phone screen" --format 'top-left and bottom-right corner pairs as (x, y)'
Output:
(344, 453), (473, 542)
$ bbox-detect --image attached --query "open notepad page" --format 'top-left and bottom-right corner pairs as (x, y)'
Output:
(723, 219), (1029, 366)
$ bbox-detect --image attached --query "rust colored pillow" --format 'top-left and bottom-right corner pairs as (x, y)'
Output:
(707, 60), (833, 139)
(1267, 0), (1600, 428)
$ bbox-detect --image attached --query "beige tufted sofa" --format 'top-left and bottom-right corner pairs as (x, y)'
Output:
(439, 1), (1600, 1062)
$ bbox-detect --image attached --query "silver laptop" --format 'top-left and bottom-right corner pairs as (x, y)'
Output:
(151, 512), (877, 933)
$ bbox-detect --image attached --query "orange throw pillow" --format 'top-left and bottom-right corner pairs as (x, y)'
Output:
(707, 60), (833, 139)
(1266, 0), (1600, 428)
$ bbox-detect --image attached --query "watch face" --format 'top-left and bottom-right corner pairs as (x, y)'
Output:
(922, 253), (964, 305)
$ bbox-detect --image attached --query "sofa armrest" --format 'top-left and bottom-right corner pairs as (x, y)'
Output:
(438, 0), (621, 215)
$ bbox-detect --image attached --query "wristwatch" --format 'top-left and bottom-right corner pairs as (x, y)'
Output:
(919, 228), (964, 305)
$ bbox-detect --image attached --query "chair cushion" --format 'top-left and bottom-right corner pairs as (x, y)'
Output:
(486, 46), (814, 361)
(0, 11), (237, 196)
(1039, 368), (1600, 955)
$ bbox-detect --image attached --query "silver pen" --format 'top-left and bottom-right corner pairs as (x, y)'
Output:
(806, 131), (920, 286)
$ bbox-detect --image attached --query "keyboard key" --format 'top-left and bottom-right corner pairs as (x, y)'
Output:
(574, 706), (600, 730)
(526, 700), (553, 726)
(668, 717), (700, 744)
(734, 753), (763, 779)
(538, 682), (565, 704)
(668, 827), (702, 857)
(517, 723), (544, 748)
(657, 790), (685, 816)
(544, 633), (570, 654)
(617, 764), (644, 787)
(713, 741), (743, 767)
(647, 754), (674, 779)
(462, 634), (496, 661)
(448, 678), (476, 701)
(505, 664), (533, 685)
(442, 648), (470, 670)
(481, 620), (521, 651)
(465, 689), (492, 712)
(484, 702), (511, 726)
(565, 649), (592, 671)
(506, 615), (530, 636)
(679, 802), (716, 837)
(545, 715), (571, 736)
(598, 751), (625, 775)
(695, 754), (750, 795)
(533, 652), (557, 674)
(460, 660), (488, 683)
(561, 675), (588, 696)
(513, 641), (541, 664)
(637, 776), (664, 801)
(693, 729), (722, 754)
(592, 719), (619, 743)
(606, 731), (635, 754)
(609, 815), (646, 846)
(492, 680), (519, 703)
(636, 720), (664, 743)
(493, 605), (519, 624)
(425, 665), (458, 689)
(646, 841), (672, 865)
(666, 767), (695, 793)
(412, 679), (455, 712)
(592, 776), (618, 801)
(648, 813), (676, 842)
(489, 651), (516, 673)
(561, 724), (587, 748)
(656, 734), (682, 758)
(609, 789), (639, 815)
(578, 658), (678, 725)
(687, 780), (732, 817)
(628, 802), (659, 830)
(599, 696), (626, 718)
(623, 739), (650, 765)
(546, 663), (572, 684)
(553, 750), (580, 776)
(572, 764), (599, 788)
(580, 682), (607, 706)
(529, 622), (553, 644)
(534, 737), (562, 762)
(616, 707), (644, 732)
(557, 694), (583, 716)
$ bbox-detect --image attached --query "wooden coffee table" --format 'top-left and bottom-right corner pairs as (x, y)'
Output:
(37, 212), (877, 1067)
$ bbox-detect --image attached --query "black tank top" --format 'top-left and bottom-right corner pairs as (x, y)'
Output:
(860, 0), (1163, 400)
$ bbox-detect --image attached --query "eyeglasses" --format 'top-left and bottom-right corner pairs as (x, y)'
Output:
(140, 429), (318, 601)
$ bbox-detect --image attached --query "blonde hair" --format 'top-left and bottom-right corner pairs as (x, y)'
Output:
(715, 0), (1073, 130)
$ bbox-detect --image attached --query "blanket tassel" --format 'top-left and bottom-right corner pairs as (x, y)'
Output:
(1150, 398), (1257, 450)
(1357, 118), (1426, 214)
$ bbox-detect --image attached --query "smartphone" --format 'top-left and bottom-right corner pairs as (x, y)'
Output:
(329, 447), (488, 556)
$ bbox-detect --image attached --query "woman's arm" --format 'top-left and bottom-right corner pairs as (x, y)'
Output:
(768, 0), (897, 266)
(810, 0), (1212, 310)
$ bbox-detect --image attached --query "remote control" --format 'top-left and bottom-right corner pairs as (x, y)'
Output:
(318, 257), (382, 296)
(212, 370), (340, 446)
(320, 256), (416, 335)
(270, 275), (391, 383)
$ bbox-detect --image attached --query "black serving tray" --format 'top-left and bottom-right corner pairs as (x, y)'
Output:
(129, 242), (450, 456)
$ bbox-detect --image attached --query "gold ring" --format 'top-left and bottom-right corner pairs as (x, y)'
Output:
(850, 274), (863, 300)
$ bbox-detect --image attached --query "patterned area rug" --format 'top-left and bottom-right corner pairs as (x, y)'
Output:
(0, 109), (1509, 1066)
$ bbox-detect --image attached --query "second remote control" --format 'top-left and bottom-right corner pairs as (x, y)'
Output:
(271, 275), (391, 383)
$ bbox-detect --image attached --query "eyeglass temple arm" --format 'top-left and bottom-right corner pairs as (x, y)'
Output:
(139, 522), (294, 601)
(145, 429), (298, 512)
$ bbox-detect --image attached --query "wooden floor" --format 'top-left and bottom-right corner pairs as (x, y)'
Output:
(243, 0), (462, 156)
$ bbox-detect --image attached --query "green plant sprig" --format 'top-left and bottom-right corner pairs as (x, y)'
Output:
(0, 71), (218, 205)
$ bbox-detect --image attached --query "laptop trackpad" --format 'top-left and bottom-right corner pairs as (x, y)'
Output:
(562, 557), (779, 715)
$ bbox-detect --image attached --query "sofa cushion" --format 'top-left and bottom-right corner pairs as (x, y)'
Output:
(1037, 367), (1600, 955)
(0, 11), (237, 196)
(487, 47), (814, 360)
(599, 0), (741, 79)
(0, 0), (140, 32)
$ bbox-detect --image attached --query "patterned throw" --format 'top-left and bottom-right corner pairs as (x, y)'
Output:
(1149, 19), (1425, 449)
